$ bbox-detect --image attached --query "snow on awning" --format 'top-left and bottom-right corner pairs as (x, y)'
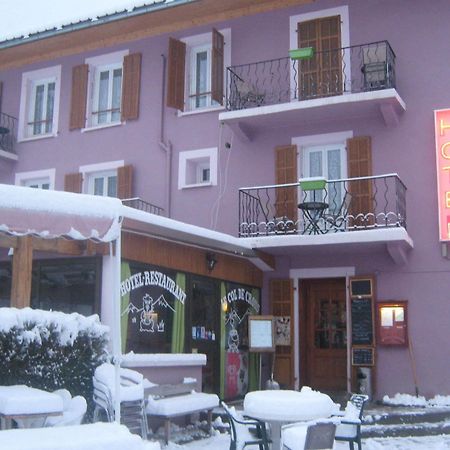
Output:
(0, 184), (123, 242)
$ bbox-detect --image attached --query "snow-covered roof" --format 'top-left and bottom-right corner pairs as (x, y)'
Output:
(0, 0), (195, 48)
(0, 184), (123, 242)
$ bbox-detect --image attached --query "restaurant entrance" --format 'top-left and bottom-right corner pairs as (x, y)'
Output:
(301, 278), (347, 391)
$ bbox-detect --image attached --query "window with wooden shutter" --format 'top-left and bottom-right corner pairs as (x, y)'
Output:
(64, 173), (82, 193)
(117, 165), (133, 199)
(121, 53), (142, 121)
(211, 28), (224, 105)
(167, 38), (186, 111)
(69, 64), (88, 130)
(347, 136), (373, 228)
(270, 279), (294, 389)
(297, 15), (342, 99)
(275, 145), (298, 223)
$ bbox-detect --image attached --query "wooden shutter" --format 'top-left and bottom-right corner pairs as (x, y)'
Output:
(69, 64), (89, 130)
(64, 173), (82, 193)
(297, 15), (342, 99)
(275, 145), (298, 222)
(117, 165), (133, 199)
(270, 279), (294, 389)
(347, 136), (373, 228)
(211, 28), (224, 105)
(121, 53), (142, 121)
(167, 38), (186, 111)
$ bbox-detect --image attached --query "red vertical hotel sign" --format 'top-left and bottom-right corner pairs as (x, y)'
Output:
(435, 109), (450, 241)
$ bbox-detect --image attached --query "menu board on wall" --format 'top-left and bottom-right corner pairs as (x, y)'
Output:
(248, 315), (275, 352)
(351, 297), (374, 345)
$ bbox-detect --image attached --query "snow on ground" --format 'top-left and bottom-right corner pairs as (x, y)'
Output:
(383, 393), (450, 408)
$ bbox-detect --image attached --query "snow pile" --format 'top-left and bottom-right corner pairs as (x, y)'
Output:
(122, 351), (207, 367)
(383, 393), (450, 407)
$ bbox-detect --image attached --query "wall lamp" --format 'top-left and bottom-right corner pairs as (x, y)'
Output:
(206, 253), (218, 271)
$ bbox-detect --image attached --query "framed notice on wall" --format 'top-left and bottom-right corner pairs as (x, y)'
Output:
(248, 315), (275, 352)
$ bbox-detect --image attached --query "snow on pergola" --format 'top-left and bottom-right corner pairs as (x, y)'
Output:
(0, 184), (122, 241)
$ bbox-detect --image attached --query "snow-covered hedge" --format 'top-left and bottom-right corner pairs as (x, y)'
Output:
(0, 308), (109, 420)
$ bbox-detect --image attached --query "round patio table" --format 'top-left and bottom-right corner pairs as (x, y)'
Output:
(243, 387), (339, 450)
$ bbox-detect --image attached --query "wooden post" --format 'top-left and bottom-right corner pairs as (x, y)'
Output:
(10, 236), (33, 308)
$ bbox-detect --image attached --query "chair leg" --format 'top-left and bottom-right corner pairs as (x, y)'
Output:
(164, 419), (170, 445)
(207, 409), (213, 435)
(349, 441), (355, 450)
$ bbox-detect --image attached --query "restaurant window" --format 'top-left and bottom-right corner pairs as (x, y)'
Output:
(31, 258), (101, 316)
(0, 262), (12, 307)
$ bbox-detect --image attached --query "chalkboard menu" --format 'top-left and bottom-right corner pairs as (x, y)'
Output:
(351, 297), (374, 345)
(352, 347), (375, 366)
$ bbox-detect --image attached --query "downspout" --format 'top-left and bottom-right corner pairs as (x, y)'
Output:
(159, 54), (172, 218)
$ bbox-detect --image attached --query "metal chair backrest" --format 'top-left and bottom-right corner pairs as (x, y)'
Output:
(349, 394), (369, 419)
(304, 422), (336, 450)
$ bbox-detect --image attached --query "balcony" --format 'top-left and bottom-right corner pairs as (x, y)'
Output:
(238, 174), (412, 264)
(0, 112), (18, 160)
(219, 41), (405, 140)
(122, 197), (164, 215)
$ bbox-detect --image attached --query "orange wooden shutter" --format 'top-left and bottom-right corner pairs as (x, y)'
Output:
(275, 145), (298, 222)
(211, 28), (224, 105)
(64, 173), (82, 193)
(121, 53), (142, 121)
(69, 64), (89, 130)
(347, 136), (373, 227)
(297, 15), (342, 99)
(270, 279), (294, 389)
(167, 38), (186, 110)
(117, 165), (133, 199)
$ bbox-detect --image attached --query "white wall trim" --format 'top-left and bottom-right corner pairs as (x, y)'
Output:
(15, 168), (56, 189)
(178, 147), (218, 189)
(289, 266), (355, 390)
(79, 160), (124, 174)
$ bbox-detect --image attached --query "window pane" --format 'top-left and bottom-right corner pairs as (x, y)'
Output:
(195, 51), (208, 108)
(327, 149), (342, 213)
(112, 68), (122, 122)
(309, 151), (322, 177)
(107, 175), (117, 197)
(33, 84), (45, 135)
(98, 71), (110, 124)
(45, 82), (55, 134)
(42, 183), (50, 190)
(202, 168), (210, 182)
(94, 177), (104, 196)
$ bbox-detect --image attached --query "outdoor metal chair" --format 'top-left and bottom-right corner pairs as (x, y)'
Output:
(334, 394), (369, 450)
(221, 401), (270, 450)
(323, 191), (352, 232)
(282, 421), (337, 450)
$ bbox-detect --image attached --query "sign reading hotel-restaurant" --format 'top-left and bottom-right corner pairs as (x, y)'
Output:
(435, 109), (450, 241)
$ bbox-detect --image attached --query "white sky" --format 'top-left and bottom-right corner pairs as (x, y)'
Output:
(0, 0), (166, 42)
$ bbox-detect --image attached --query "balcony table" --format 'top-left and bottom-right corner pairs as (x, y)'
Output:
(243, 387), (339, 450)
(298, 201), (329, 234)
(0, 385), (63, 429)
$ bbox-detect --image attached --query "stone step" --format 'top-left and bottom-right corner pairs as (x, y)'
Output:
(362, 421), (450, 438)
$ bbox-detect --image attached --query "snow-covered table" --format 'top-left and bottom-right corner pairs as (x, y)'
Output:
(0, 385), (63, 429)
(243, 387), (339, 450)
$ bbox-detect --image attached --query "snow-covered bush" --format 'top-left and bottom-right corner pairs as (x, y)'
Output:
(0, 307), (109, 420)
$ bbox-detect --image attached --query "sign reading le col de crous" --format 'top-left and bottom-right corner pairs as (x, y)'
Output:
(435, 109), (450, 241)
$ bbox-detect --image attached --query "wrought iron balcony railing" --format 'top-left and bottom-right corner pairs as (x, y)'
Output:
(122, 197), (164, 215)
(239, 174), (406, 237)
(226, 40), (396, 111)
(0, 112), (17, 155)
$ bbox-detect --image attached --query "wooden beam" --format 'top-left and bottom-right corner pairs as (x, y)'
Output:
(0, 235), (18, 249)
(0, 0), (314, 70)
(10, 236), (33, 309)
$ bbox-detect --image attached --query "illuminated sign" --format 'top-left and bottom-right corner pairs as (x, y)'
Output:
(435, 109), (450, 241)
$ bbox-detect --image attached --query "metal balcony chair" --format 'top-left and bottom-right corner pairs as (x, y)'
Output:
(282, 421), (337, 450)
(221, 401), (270, 450)
(324, 191), (352, 232)
(334, 394), (369, 450)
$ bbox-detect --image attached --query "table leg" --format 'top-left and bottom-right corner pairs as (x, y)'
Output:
(270, 422), (282, 450)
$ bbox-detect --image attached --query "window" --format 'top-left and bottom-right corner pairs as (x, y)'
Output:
(70, 51), (141, 130)
(15, 169), (55, 190)
(178, 148), (217, 189)
(88, 170), (117, 197)
(18, 66), (61, 140)
(167, 29), (230, 112)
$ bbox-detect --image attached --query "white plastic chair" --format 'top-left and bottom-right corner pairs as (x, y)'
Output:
(45, 395), (87, 427)
(282, 420), (337, 450)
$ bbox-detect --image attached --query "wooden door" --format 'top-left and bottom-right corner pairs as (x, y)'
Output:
(297, 15), (342, 99)
(304, 279), (347, 391)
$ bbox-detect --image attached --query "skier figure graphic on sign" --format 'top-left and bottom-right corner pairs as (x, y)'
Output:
(140, 294), (156, 332)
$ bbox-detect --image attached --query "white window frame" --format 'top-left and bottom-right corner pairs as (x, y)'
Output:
(179, 28), (231, 115)
(79, 160), (124, 197)
(18, 66), (61, 142)
(15, 168), (56, 190)
(178, 148), (217, 189)
(289, 6), (351, 100)
(84, 50), (128, 130)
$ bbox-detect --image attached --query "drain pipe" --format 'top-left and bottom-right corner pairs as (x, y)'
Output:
(159, 54), (173, 218)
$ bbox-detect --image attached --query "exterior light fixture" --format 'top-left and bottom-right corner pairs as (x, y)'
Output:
(206, 253), (217, 271)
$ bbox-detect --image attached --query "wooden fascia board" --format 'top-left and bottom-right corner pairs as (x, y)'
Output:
(0, 0), (313, 70)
